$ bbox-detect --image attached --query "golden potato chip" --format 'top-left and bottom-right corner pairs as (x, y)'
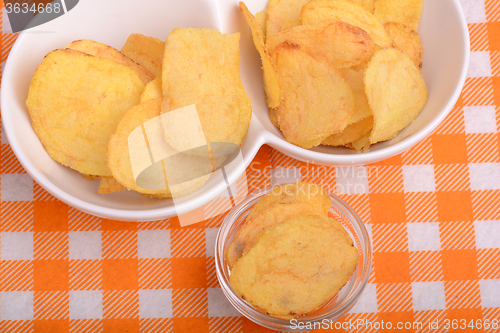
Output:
(66, 39), (154, 84)
(266, 20), (374, 69)
(255, 9), (267, 37)
(345, 132), (371, 150)
(82, 174), (99, 180)
(120, 33), (165, 78)
(140, 76), (162, 103)
(384, 22), (423, 69)
(339, 65), (372, 124)
(300, 0), (392, 48)
(229, 215), (358, 319)
(26, 48), (145, 176)
(374, 0), (423, 31)
(281, 18), (301, 31)
(364, 48), (427, 144)
(266, 0), (310, 38)
(240, 2), (281, 108)
(161, 28), (252, 156)
(108, 98), (210, 198)
(98, 176), (126, 194)
(225, 201), (319, 269)
(322, 116), (373, 146)
(352, 0), (374, 13)
(247, 182), (332, 221)
(275, 43), (353, 148)
(269, 107), (280, 128)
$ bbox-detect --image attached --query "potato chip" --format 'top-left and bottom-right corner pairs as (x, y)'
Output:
(66, 39), (154, 84)
(345, 132), (371, 150)
(352, 0), (374, 13)
(275, 43), (353, 148)
(140, 76), (162, 103)
(108, 98), (210, 198)
(322, 116), (373, 146)
(339, 65), (372, 124)
(384, 22), (423, 69)
(225, 201), (319, 269)
(269, 107), (280, 128)
(364, 48), (427, 144)
(26, 48), (145, 176)
(247, 182), (332, 221)
(300, 0), (392, 48)
(266, 0), (311, 38)
(98, 176), (126, 194)
(229, 215), (358, 319)
(255, 9), (267, 37)
(120, 33), (165, 78)
(161, 28), (252, 156)
(266, 20), (374, 69)
(281, 18), (301, 31)
(240, 2), (281, 108)
(374, 0), (423, 31)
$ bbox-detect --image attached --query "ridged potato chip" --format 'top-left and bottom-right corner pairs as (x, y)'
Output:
(275, 43), (353, 148)
(322, 116), (373, 146)
(384, 22), (423, 69)
(26, 48), (145, 177)
(266, 20), (374, 69)
(240, 2), (281, 108)
(161, 28), (252, 156)
(364, 48), (427, 144)
(266, 0), (311, 38)
(300, 0), (392, 48)
(374, 0), (423, 31)
(66, 39), (154, 84)
(229, 215), (358, 319)
(121, 33), (165, 78)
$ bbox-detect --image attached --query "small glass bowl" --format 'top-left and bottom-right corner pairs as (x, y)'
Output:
(215, 186), (372, 332)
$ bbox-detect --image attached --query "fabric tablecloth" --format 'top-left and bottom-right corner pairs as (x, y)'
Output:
(1, 0), (500, 332)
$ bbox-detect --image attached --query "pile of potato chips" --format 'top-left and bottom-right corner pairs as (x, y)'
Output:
(26, 29), (251, 197)
(240, 0), (427, 150)
(226, 182), (358, 319)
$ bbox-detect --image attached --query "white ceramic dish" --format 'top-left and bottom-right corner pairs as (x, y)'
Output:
(1, 0), (469, 221)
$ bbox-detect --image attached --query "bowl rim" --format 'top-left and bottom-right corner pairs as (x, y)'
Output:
(0, 0), (470, 221)
(214, 185), (373, 331)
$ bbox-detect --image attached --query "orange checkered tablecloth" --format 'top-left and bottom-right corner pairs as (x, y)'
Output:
(1, 1), (500, 333)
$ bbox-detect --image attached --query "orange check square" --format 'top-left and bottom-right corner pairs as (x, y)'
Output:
(373, 251), (411, 283)
(171, 257), (207, 289)
(101, 219), (138, 231)
(242, 317), (277, 333)
(442, 249), (479, 281)
(488, 22), (500, 51)
(103, 319), (139, 333)
(33, 320), (69, 333)
(34, 201), (68, 232)
(34, 260), (69, 291)
(432, 134), (468, 164)
(436, 191), (474, 222)
(102, 259), (138, 290)
(369, 193), (406, 224)
(173, 317), (208, 333)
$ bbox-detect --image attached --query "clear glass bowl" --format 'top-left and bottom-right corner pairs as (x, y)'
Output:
(215, 186), (373, 332)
